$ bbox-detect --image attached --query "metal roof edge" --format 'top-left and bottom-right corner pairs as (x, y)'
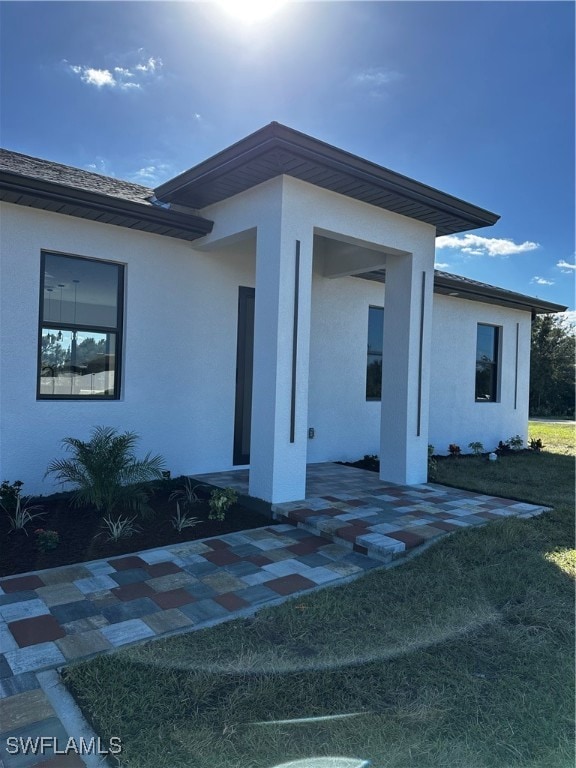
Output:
(0, 170), (214, 239)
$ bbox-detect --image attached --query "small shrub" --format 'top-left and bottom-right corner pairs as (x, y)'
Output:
(448, 444), (461, 457)
(468, 441), (484, 456)
(34, 528), (60, 552)
(99, 514), (141, 543)
(171, 502), (200, 532)
(45, 426), (165, 517)
(208, 487), (238, 521)
(2, 483), (45, 535)
(530, 437), (544, 452)
(506, 434), (524, 450)
(0, 480), (24, 511)
(427, 445), (438, 481)
(169, 477), (204, 510)
(362, 454), (380, 471)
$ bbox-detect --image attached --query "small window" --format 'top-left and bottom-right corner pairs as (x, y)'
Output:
(366, 306), (384, 400)
(475, 324), (500, 402)
(38, 252), (124, 399)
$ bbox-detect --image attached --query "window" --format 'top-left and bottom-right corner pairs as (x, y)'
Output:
(38, 252), (124, 399)
(475, 324), (500, 402)
(366, 306), (384, 400)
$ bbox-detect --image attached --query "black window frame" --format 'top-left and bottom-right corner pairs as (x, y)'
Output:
(475, 323), (501, 403)
(37, 250), (124, 401)
(366, 305), (384, 401)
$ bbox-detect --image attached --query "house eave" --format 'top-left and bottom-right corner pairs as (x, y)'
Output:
(0, 170), (214, 242)
(357, 269), (567, 315)
(154, 122), (500, 237)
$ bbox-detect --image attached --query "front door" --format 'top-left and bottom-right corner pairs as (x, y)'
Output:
(233, 287), (255, 465)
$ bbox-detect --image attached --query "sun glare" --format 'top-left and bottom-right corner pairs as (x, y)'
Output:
(216, 0), (287, 24)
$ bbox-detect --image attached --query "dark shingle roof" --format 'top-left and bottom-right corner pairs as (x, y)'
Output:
(0, 148), (213, 241)
(358, 268), (566, 315)
(0, 149), (154, 205)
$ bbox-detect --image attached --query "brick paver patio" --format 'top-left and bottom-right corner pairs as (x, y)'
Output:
(0, 464), (549, 767)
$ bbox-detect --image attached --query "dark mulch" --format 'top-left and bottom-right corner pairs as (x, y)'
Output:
(1, 479), (273, 577)
(339, 449), (538, 474)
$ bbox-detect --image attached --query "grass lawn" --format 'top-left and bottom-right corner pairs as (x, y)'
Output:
(64, 425), (575, 768)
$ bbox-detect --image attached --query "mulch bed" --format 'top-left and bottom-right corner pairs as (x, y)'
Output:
(339, 449), (537, 474)
(1, 479), (273, 577)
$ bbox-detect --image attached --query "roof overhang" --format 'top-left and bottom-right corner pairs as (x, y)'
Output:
(0, 170), (214, 242)
(155, 122), (500, 237)
(357, 269), (567, 316)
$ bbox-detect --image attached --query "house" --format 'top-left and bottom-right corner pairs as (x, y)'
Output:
(0, 123), (565, 503)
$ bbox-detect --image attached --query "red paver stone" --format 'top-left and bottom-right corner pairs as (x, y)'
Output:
(203, 549), (242, 566)
(335, 526), (364, 543)
(287, 538), (325, 555)
(266, 574), (316, 596)
(205, 538), (231, 550)
(8, 614), (65, 648)
(151, 588), (197, 609)
(145, 561), (183, 578)
(246, 554), (273, 566)
(214, 593), (250, 611)
(431, 521), (462, 532)
(386, 530), (426, 548)
(353, 543), (369, 555)
(0, 574), (45, 592)
(109, 556), (148, 571)
(112, 582), (157, 601)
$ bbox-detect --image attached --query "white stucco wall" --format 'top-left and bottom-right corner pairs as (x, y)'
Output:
(0, 191), (533, 498)
(428, 294), (531, 454)
(0, 202), (255, 495)
(307, 272), (385, 463)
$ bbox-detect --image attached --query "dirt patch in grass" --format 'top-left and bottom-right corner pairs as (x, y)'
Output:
(0, 479), (272, 577)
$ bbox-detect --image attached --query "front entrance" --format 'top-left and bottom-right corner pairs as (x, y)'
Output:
(233, 287), (255, 465)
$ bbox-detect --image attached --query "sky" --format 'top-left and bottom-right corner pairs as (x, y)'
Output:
(0, 0), (574, 316)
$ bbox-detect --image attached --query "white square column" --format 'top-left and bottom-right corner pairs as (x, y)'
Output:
(380, 249), (435, 485)
(248, 202), (314, 503)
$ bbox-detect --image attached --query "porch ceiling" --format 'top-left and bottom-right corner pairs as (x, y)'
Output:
(154, 123), (500, 237)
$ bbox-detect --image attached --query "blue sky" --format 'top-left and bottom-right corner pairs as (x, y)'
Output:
(1, 1), (574, 314)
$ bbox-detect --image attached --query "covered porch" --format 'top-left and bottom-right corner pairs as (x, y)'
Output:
(192, 462), (549, 564)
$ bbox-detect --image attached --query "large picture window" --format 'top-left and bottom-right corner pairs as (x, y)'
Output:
(366, 305), (384, 400)
(475, 324), (500, 402)
(38, 252), (124, 399)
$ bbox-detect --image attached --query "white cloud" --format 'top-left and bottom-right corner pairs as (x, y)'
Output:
(353, 67), (403, 87)
(434, 262), (450, 269)
(135, 56), (161, 73)
(436, 234), (540, 257)
(558, 310), (576, 328)
(65, 52), (162, 91)
(128, 162), (173, 185)
(531, 276), (555, 286)
(557, 259), (576, 273)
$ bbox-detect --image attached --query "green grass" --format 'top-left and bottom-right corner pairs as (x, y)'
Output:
(528, 420), (575, 456)
(64, 432), (575, 768)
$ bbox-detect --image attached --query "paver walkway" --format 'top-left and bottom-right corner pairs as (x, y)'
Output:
(0, 465), (549, 767)
(196, 463), (549, 562)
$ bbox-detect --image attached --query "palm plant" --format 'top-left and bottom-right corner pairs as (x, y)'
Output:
(45, 426), (165, 516)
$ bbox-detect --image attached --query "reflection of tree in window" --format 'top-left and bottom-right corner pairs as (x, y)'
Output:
(366, 306), (384, 400)
(475, 325), (499, 401)
(38, 252), (123, 399)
